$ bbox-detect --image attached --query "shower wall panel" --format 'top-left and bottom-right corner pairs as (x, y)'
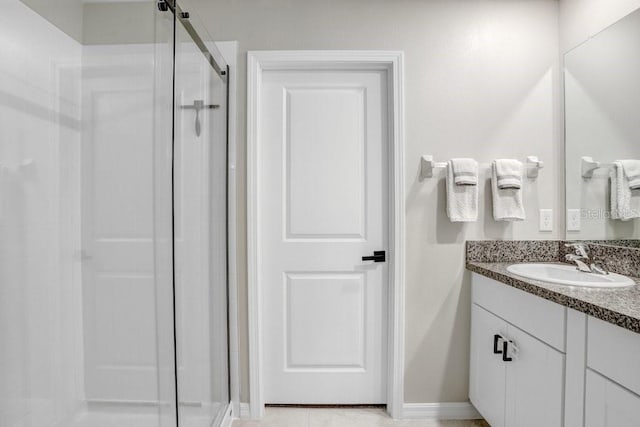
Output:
(80, 45), (160, 402)
(0, 1), (83, 426)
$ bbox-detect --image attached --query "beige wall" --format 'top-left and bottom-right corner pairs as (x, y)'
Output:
(20, 1), (158, 45)
(187, 0), (562, 404)
(21, 0), (84, 42)
(83, 2), (157, 45)
(560, 0), (640, 52)
(20, 0), (640, 408)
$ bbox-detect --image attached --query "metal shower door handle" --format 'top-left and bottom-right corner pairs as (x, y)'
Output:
(180, 100), (220, 137)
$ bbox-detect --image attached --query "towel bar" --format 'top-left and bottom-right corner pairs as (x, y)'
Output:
(581, 156), (615, 178)
(420, 155), (544, 179)
(0, 159), (34, 173)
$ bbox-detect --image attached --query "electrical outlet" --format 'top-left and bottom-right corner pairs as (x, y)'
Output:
(567, 209), (581, 231)
(539, 209), (553, 232)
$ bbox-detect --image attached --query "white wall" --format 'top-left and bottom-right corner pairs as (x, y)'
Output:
(0, 1), (83, 425)
(187, 0), (562, 404)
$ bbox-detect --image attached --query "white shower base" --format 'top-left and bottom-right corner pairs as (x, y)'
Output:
(67, 402), (226, 427)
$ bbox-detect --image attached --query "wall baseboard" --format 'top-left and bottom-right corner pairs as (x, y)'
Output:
(401, 402), (482, 420)
(220, 404), (234, 427)
(238, 402), (251, 419)
(237, 401), (481, 421)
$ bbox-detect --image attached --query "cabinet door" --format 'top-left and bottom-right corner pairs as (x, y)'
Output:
(585, 369), (640, 427)
(505, 324), (564, 427)
(470, 304), (506, 427)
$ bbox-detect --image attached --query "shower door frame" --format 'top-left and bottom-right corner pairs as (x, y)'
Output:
(209, 40), (240, 424)
(167, 2), (240, 424)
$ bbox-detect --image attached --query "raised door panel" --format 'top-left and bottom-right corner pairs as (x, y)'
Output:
(469, 304), (506, 427)
(285, 87), (366, 240)
(585, 369), (640, 427)
(505, 324), (564, 427)
(285, 273), (365, 369)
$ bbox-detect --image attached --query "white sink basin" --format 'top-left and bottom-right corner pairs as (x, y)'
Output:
(506, 263), (636, 288)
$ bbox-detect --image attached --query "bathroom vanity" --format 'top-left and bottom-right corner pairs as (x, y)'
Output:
(469, 274), (564, 427)
(466, 241), (640, 427)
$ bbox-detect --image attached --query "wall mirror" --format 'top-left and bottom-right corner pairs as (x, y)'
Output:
(565, 7), (640, 244)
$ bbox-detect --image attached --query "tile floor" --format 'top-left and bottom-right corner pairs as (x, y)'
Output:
(232, 407), (490, 427)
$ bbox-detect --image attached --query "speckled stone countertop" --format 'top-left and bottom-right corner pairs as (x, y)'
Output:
(467, 261), (640, 334)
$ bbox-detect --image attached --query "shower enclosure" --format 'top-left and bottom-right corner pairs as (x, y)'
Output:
(0, 0), (231, 426)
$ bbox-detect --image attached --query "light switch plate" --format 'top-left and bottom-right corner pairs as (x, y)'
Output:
(539, 209), (553, 232)
(567, 209), (581, 231)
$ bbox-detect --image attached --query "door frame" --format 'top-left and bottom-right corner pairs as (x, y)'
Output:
(247, 50), (405, 419)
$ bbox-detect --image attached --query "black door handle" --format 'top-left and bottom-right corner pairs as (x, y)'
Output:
(493, 334), (503, 354)
(362, 251), (386, 263)
(502, 340), (513, 362)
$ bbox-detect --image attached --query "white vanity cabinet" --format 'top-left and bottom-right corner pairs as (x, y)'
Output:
(584, 316), (640, 427)
(470, 274), (566, 427)
(585, 370), (640, 427)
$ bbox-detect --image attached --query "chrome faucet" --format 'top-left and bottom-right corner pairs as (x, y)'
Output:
(565, 243), (592, 272)
(564, 243), (609, 275)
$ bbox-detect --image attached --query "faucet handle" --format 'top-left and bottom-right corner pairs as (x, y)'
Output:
(590, 263), (609, 275)
(565, 242), (589, 258)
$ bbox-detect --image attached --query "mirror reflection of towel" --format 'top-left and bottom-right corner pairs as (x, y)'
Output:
(611, 161), (640, 220)
(620, 159), (640, 190)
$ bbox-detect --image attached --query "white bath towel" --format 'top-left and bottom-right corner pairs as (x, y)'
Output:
(494, 159), (523, 189)
(450, 158), (478, 186)
(491, 161), (525, 221)
(611, 161), (640, 220)
(610, 168), (620, 220)
(620, 159), (640, 190)
(446, 160), (478, 222)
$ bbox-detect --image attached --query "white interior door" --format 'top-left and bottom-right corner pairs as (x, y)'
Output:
(260, 68), (389, 404)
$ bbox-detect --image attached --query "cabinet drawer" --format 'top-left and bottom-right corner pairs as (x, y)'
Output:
(472, 273), (566, 351)
(587, 316), (640, 396)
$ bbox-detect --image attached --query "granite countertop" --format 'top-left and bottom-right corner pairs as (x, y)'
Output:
(467, 261), (640, 334)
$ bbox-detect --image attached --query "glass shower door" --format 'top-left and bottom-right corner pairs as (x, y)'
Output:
(78, 3), (178, 426)
(173, 9), (230, 427)
(0, 1), (230, 426)
(0, 1), (179, 426)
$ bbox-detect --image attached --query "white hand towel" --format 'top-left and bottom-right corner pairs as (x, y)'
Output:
(494, 159), (523, 189)
(620, 159), (640, 190)
(611, 161), (640, 220)
(492, 161), (525, 221)
(446, 160), (478, 222)
(451, 158), (478, 185)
